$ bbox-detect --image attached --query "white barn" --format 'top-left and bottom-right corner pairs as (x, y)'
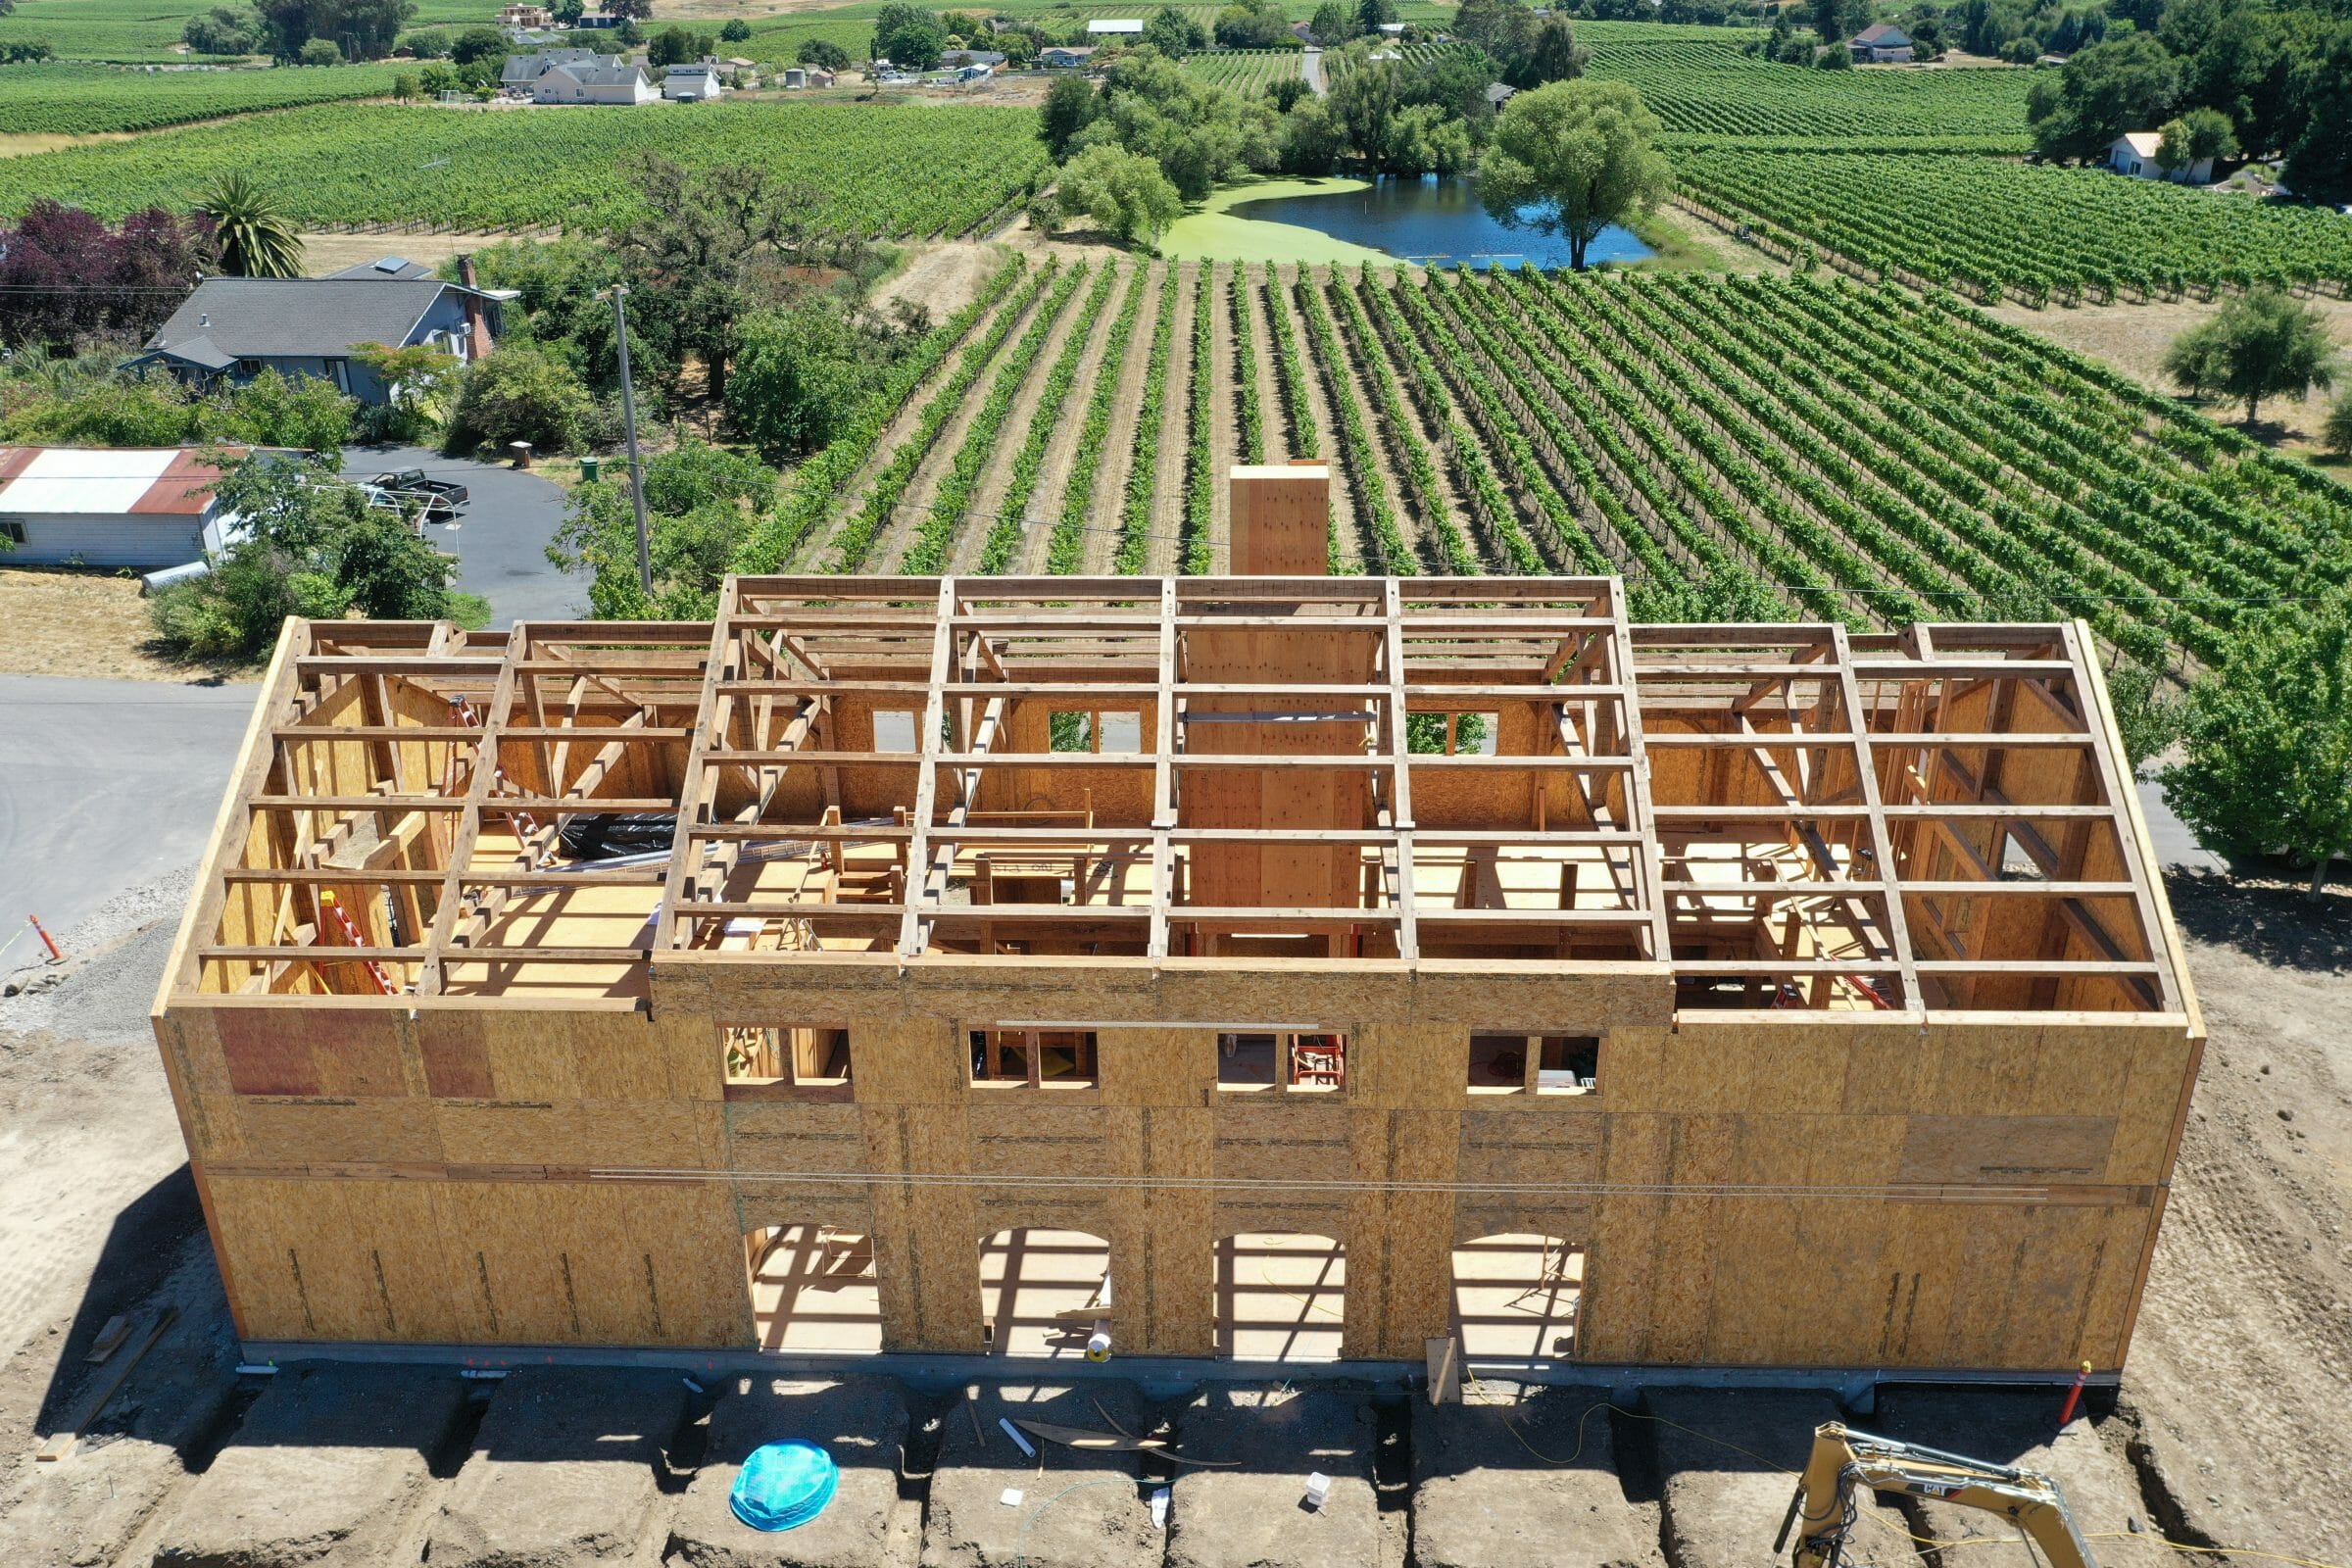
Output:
(0, 447), (243, 568)
(2108, 130), (2214, 185)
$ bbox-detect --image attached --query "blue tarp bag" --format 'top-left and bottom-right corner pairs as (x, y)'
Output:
(731, 1440), (839, 1532)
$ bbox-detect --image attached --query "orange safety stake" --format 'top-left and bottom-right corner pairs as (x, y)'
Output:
(27, 914), (63, 962)
(2057, 1360), (2093, 1427)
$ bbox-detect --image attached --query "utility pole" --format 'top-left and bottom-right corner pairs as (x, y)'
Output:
(610, 285), (654, 600)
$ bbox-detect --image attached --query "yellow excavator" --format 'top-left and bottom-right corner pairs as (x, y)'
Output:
(1776, 1422), (2099, 1568)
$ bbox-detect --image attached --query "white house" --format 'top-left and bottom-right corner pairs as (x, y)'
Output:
(1086, 18), (1143, 35)
(533, 60), (657, 104)
(1847, 22), (1913, 62)
(0, 447), (246, 568)
(662, 61), (725, 99)
(2108, 130), (2214, 184)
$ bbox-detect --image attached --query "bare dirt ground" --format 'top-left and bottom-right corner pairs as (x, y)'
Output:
(0, 569), (256, 684)
(1006, 264), (1130, 574)
(949, 260), (1097, 573)
(1079, 262), (1165, 575)
(1987, 295), (2352, 467)
(1266, 265), (1363, 570)
(298, 231), (497, 277)
(872, 239), (1008, 325)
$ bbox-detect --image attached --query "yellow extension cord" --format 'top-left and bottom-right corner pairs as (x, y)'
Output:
(1457, 1384), (2346, 1568)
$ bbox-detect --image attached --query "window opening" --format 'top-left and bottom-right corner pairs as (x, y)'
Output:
(969, 1028), (1099, 1089)
(722, 1024), (853, 1099)
(1217, 1031), (1348, 1094)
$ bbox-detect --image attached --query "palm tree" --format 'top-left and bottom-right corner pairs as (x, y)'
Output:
(200, 173), (305, 278)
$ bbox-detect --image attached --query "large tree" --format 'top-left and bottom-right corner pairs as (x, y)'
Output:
(871, 2), (946, 68)
(605, 154), (833, 403)
(1039, 72), (1102, 158)
(2163, 286), (2338, 425)
(2027, 32), (2181, 163)
(2163, 595), (2352, 897)
(1056, 144), (1184, 247)
(1478, 78), (1670, 270)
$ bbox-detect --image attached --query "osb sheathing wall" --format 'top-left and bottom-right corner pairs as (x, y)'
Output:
(159, 962), (2199, 1372)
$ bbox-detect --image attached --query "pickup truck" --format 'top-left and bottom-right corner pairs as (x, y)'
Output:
(366, 468), (468, 519)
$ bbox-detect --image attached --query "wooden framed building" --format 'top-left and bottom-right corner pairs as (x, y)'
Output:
(152, 564), (2202, 1373)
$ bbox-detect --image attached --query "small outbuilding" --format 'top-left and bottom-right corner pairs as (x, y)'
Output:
(662, 61), (724, 99)
(0, 446), (246, 568)
(2108, 130), (2214, 184)
(1847, 22), (1913, 61)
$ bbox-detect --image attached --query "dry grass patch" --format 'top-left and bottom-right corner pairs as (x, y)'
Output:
(0, 567), (258, 683)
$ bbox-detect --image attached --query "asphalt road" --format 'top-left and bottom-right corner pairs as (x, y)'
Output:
(341, 445), (580, 626)
(0, 676), (252, 957)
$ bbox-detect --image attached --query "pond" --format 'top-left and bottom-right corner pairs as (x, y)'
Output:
(1227, 173), (1654, 269)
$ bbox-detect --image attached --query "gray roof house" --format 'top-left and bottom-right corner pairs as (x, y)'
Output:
(533, 58), (658, 103)
(124, 272), (515, 407)
(1847, 22), (1913, 61)
(501, 46), (599, 88)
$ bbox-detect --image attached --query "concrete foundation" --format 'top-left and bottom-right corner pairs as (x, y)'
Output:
(919, 1382), (1160, 1568)
(1164, 1386), (1378, 1568)
(1410, 1382), (1664, 1568)
(669, 1376), (914, 1568)
(425, 1366), (686, 1568)
(1647, 1390), (1836, 1568)
(149, 1363), (467, 1568)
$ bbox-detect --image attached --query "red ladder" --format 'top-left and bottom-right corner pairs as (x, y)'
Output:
(317, 891), (395, 996)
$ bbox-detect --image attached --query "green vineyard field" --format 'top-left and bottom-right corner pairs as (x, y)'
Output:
(0, 0), (488, 61)
(0, 101), (1053, 234)
(1592, 42), (2034, 146)
(1676, 149), (2352, 302)
(751, 260), (2352, 671)
(0, 62), (405, 136)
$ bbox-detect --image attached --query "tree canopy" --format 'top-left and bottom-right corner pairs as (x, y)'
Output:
(2162, 286), (2339, 425)
(1479, 78), (1671, 270)
(2163, 594), (2352, 897)
(872, 2), (947, 69)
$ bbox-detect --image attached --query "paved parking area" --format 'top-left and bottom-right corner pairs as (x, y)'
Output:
(342, 446), (580, 627)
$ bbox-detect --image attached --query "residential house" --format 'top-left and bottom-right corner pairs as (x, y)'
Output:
(2108, 130), (2216, 184)
(534, 59), (658, 103)
(500, 3), (552, 26)
(1846, 22), (1912, 61)
(662, 61), (725, 99)
(572, 10), (622, 25)
(1085, 18), (1143, 35)
(0, 446), (247, 568)
(1040, 44), (1095, 67)
(501, 46), (598, 91)
(1485, 81), (1516, 110)
(124, 271), (514, 406)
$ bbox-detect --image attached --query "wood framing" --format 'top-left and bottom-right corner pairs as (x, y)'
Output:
(151, 574), (2203, 1375)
